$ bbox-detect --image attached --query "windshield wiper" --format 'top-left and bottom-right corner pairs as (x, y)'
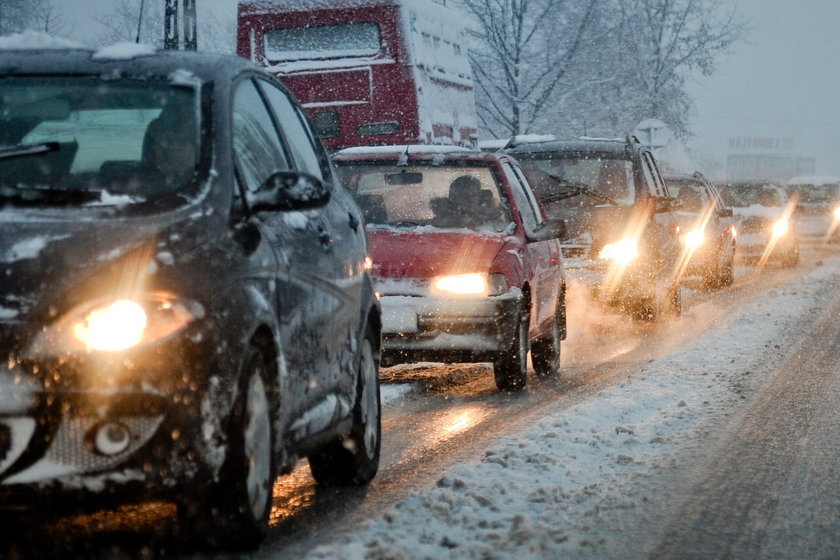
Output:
(541, 173), (619, 206)
(0, 142), (60, 161)
(0, 185), (101, 206)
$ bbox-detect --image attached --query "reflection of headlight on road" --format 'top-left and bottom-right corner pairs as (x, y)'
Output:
(599, 238), (639, 264)
(771, 219), (789, 237)
(682, 230), (705, 249)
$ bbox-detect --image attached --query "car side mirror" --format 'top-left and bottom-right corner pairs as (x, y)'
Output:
(249, 171), (331, 212)
(529, 218), (566, 242)
(654, 196), (682, 213)
(718, 207), (733, 218)
(546, 218), (566, 239)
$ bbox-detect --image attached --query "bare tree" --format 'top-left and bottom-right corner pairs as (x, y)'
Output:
(610, 0), (746, 136)
(459, 0), (604, 138)
(95, 0), (165, 47)
(0, 0), (32, 35)
(27, 0), (66, 35)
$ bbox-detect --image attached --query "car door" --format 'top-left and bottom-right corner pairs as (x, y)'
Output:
(500, 159), (563, 336)
(231, 76), (334, 421)
(640, 150), (681, 277)
(255, 77), (366, 401)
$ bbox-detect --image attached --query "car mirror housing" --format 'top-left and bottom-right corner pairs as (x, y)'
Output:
(654, 196), (682, 213)
(528, 218), (566, 242)
(250, 171), (331, 212)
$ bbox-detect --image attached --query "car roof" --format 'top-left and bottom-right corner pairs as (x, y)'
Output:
(503, 136), (636, 158)
(0, 46), (259, 83)
(332, 145), (505, 165)
(718, 179), (783, 188)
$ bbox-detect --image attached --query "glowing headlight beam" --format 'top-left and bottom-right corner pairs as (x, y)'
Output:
(431, 273), (488, 295)
(599, 238), (639, 264)
(756, 195), (798, 271)
(73, 300), (148, 352)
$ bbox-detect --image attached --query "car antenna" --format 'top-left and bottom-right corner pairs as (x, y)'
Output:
(397, 144), (410, 166)
(135, 0), (146, 43)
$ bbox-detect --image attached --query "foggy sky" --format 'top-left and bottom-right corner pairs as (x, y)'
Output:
(56, 0), (840, 178)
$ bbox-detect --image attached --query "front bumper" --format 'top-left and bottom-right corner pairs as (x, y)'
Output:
(0, 331), (235, 513)
(736, 232), (797, 261)
(564, 257), (656, 311)
(379, 290), (522, 364)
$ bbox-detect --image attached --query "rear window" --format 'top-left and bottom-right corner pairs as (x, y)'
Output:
(265, 23), (381, 62)
(335, 163), (513, 233)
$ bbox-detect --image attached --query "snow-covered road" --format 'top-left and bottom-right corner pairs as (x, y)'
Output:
(304, 254), (840, 559)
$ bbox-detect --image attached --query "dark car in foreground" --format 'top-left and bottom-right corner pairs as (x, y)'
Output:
(0, 46), (381, 549)
(666, 172), (736, 288)
(333, 146), (566, 391)
(505, 136), (683, 321)
(719, 180), (799, 268)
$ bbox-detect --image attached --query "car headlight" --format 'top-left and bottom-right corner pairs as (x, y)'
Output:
(833, 206), (840, 220)
(430, 273), (507, 296)
(599, 238), (639, 264)
(31, 292), (202, 355)
(682, 230), (705, 249)
(771, 219), (788, 237)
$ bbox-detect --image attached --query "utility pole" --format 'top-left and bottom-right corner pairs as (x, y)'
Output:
(163, 0), (197, 51)
(183, 0), (197, 51)
(164, 0), (178, 50)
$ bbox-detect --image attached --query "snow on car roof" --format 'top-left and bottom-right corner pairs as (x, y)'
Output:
(0, 31), (85, 50)
(92, 42), (157, 61)
(787, 175), (840, 186)
(335, 145), (476, 156)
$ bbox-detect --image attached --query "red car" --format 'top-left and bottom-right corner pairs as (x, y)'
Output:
(333, 146), (566, 391)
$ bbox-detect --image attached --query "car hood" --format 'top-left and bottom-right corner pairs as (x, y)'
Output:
(367, 229), (510, 279)
(555, 205), (646, 251)
(0, 207), (216, 323)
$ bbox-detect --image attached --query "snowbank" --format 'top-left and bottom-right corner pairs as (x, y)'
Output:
(305, 257), (840, 559)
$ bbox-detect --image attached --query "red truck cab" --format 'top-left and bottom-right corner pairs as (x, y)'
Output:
(237, 0), (478, 150)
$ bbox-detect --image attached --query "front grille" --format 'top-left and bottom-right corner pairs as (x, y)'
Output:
(739, 216), (770, 233)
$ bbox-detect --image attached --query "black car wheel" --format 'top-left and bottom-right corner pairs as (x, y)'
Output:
(531, 304), (561, 377)
(309, 323), (381, 486)
(717, 250), (735, 287)
(493, 306), (529, 391)
(178, 345), (276, 550)
(780, 245), (800, 268)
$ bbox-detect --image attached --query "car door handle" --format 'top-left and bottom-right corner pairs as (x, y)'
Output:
(318, 227), (333, 249)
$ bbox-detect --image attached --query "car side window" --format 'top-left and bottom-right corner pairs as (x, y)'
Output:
(256, 79), (327, 182)
(641, 152), (668, 197)
(232, 78), (290, 193)
(502, 162), (541, 236)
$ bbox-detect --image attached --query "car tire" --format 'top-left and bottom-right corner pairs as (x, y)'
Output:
(309, 323), (381, 486)
(493, 306), (529, 391)
(531, 305), (561, 377)
(717, 251), (735, 287)
(780, 245), (800, 268)
(178, 345), (275, 550)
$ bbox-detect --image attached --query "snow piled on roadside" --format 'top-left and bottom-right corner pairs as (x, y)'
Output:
(306, 258), (840, 559)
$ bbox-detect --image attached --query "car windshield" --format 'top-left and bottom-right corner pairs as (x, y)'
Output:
(785, 183), (839, 203)
(517, 154), (636, 207)
(0, 77), (201, 208)
(668, 180), (706, 212)
(335, 163), (513, 233)
(721, 185), (784, 207)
